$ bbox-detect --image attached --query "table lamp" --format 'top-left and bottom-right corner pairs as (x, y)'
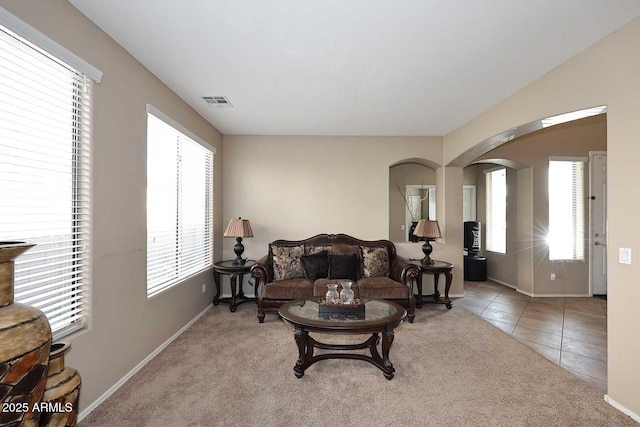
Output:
(412, 219), (441, 265)
(223, 217), (253, 265)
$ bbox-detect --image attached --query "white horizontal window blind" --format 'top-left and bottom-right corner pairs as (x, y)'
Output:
(147, 112), (213, 297)
(0, 25), (91, 339)
(486, 168), (506, 254)
(548, 160), (585, 261)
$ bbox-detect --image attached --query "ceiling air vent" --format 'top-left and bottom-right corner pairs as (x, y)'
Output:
(202, 96), (233, 107)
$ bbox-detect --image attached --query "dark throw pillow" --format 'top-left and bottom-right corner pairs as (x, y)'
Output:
(301, 251), (330, 282)
(329, 253), (359, 281)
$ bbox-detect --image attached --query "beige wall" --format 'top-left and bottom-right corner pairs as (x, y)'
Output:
(473, 115), (606, 295)
(0, 0), (224, 414)
(445, 16), (640, 416)
(388, 163), (436, 242)
(475, 164), (519, 287)
(463, 164), (478, 185)
(222, 135), (464, 296)
(222, 135), (441, 256)
(516, 168), (534, 295)
(438, 166), (465, 294)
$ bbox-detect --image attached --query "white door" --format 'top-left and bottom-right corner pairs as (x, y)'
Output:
(590, 152), (607, 295)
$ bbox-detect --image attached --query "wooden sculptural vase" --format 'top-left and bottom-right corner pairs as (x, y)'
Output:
(39, 342), (82, 427)
(0, 242), (52, 427)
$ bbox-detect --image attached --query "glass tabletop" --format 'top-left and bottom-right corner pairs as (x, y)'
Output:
(411, 260), (453, 269)
(215, 260), (256, 269)
(285, 297), (398, 323)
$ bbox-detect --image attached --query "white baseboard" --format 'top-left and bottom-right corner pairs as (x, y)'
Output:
(518, 290), (591, 298)
(486, 277), (516, 289)
(535, 293), (591, 298)
(78, 303), (213, 422)
(604, 395), (640, 423)
(486, 278), (591, 298)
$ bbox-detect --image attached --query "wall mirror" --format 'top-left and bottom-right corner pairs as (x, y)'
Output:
(389, 162), (436, 242)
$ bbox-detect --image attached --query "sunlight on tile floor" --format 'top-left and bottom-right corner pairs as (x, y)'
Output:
(455, 280), (607, 392)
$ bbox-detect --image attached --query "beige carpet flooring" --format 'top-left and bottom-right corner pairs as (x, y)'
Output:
(80, 304), (636, 426)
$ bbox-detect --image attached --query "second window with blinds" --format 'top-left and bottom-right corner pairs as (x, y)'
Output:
(548, 158), (585, 261)
(485, 168), (507, 254)
(146, 107), (214, 298)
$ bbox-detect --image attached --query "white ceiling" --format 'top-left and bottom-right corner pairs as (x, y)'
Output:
(69, 0), (640, 136)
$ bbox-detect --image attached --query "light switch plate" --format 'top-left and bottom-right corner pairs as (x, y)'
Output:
(619, 248), (632, 265)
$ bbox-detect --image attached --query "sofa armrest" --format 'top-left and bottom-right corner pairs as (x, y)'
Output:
(251, 255), (271, 299)
(391, 256), (419, 289)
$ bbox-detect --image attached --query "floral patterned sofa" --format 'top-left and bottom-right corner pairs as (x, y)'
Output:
(250, 234), (419, 323)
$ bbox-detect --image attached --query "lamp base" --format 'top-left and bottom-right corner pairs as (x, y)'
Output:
(233, 237), (245, 265)
(421, 240), (435, 265)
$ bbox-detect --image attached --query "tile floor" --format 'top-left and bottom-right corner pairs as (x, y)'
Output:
(454, 280), (608, 392)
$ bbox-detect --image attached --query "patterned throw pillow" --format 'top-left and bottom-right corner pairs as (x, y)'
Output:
(271, 244), (305, 281)
(361, 246), (390, 278)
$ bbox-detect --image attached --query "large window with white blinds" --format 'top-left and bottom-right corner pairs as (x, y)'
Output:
(0, 24), (92, 339)
(146, 108), (214, 297)
(485, 168), (507, 254)
(548, 159), (585, 261)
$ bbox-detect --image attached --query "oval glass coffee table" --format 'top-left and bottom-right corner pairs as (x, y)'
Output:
(278, 297), (406, 380)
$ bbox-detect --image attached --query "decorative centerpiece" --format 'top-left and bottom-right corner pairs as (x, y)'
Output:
(325, 284), (339, 304)
(339, 281), (355, 304)
(319, 283), (365, 320)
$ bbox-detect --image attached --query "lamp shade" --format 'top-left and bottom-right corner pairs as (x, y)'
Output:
(413, 219), (441, 239)
(223, 217), (253, 238)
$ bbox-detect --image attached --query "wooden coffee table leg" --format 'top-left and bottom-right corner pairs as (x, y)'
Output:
(293, 327), (308, 378)
(368, 333), (380, 359)
(381, 330), (395, 380)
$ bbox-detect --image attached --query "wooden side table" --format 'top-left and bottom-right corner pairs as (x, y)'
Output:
(213, 260), (256, 312)
(410, 260), (454, 309)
